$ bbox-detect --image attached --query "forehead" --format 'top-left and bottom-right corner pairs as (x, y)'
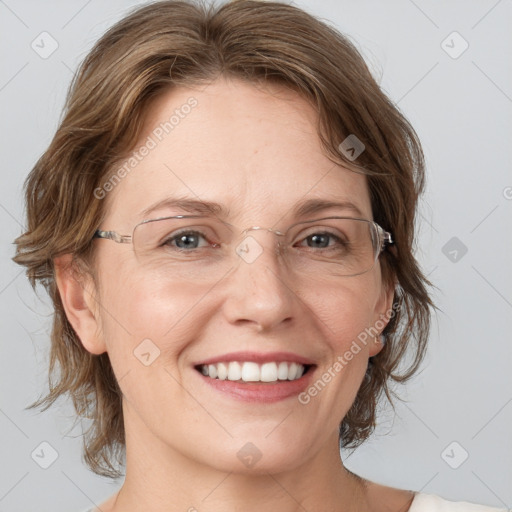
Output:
(102, 78), (371, 228)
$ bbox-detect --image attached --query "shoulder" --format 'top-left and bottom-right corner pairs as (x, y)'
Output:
(409, 492), (508, 512)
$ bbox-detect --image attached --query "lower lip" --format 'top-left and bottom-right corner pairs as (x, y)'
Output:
(195, 367), (316, 403)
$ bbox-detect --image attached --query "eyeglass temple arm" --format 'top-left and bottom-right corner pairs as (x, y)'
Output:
(94, 230), (132, 244)
(376, 224), (393, 251)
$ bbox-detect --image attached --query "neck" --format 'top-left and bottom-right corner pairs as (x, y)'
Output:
(111, 412), (369, 512)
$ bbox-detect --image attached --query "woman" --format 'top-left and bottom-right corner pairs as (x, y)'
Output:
(13, 1), (506, 511)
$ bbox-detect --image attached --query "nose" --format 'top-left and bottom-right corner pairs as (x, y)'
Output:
(221, 229), (297, 332)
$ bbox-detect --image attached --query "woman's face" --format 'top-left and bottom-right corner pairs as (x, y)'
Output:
(79, 78), (392, 473)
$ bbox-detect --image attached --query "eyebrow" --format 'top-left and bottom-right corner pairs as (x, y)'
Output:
(140, 196), (365, 220)
(140, 196), (229, 218)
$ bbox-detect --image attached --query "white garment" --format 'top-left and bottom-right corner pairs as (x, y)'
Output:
(409, 492), (509, 511)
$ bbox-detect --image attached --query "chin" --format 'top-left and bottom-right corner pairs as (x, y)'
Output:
(191, 431), (315, 475)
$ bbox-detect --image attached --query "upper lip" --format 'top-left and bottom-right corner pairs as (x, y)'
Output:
(193, 351), (316, 367)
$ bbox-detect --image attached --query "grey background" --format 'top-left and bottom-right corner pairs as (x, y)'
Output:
(1, 0), (511, 511)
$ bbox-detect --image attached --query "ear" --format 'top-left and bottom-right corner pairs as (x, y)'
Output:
(368, 277), (395, 357)
(54, 254), (106, 355)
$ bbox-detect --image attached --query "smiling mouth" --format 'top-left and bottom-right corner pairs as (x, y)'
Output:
(194, 361), (314, 383)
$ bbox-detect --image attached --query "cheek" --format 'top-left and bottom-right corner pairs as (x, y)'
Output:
(305, 278), (381, 394)
(308, 277), (380, 346)
(291, 281), (380, 436)
(94, 271), (193, 421)
(96, 266), (210, 372)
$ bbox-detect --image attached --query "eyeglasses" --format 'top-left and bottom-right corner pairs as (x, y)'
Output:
(93, 215), (393, 280)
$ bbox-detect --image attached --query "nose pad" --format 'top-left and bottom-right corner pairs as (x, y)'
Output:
(235, 226), (285, 265)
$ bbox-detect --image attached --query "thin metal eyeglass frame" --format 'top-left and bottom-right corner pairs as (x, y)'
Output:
(93, 214), (394, 272)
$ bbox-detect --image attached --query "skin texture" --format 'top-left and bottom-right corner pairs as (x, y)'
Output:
(55, 78), (415, 511)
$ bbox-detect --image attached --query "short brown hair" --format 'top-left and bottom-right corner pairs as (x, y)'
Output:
(13, 0), (433, 477)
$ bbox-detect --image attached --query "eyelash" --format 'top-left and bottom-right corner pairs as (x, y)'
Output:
(162, 229), (347, 251)
(162, 229), (212, 250)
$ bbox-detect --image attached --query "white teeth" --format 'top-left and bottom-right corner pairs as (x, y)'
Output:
(260, 362), (278, 382)
(277, 362), (288, 380)
(198, 361), (307, 382)
(208, 364), (217, 379)
(241, 362), (260, 382)
(227, 361), (242, 381)
(217, 362), (228, 380)
(288, 362), (298, 380)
